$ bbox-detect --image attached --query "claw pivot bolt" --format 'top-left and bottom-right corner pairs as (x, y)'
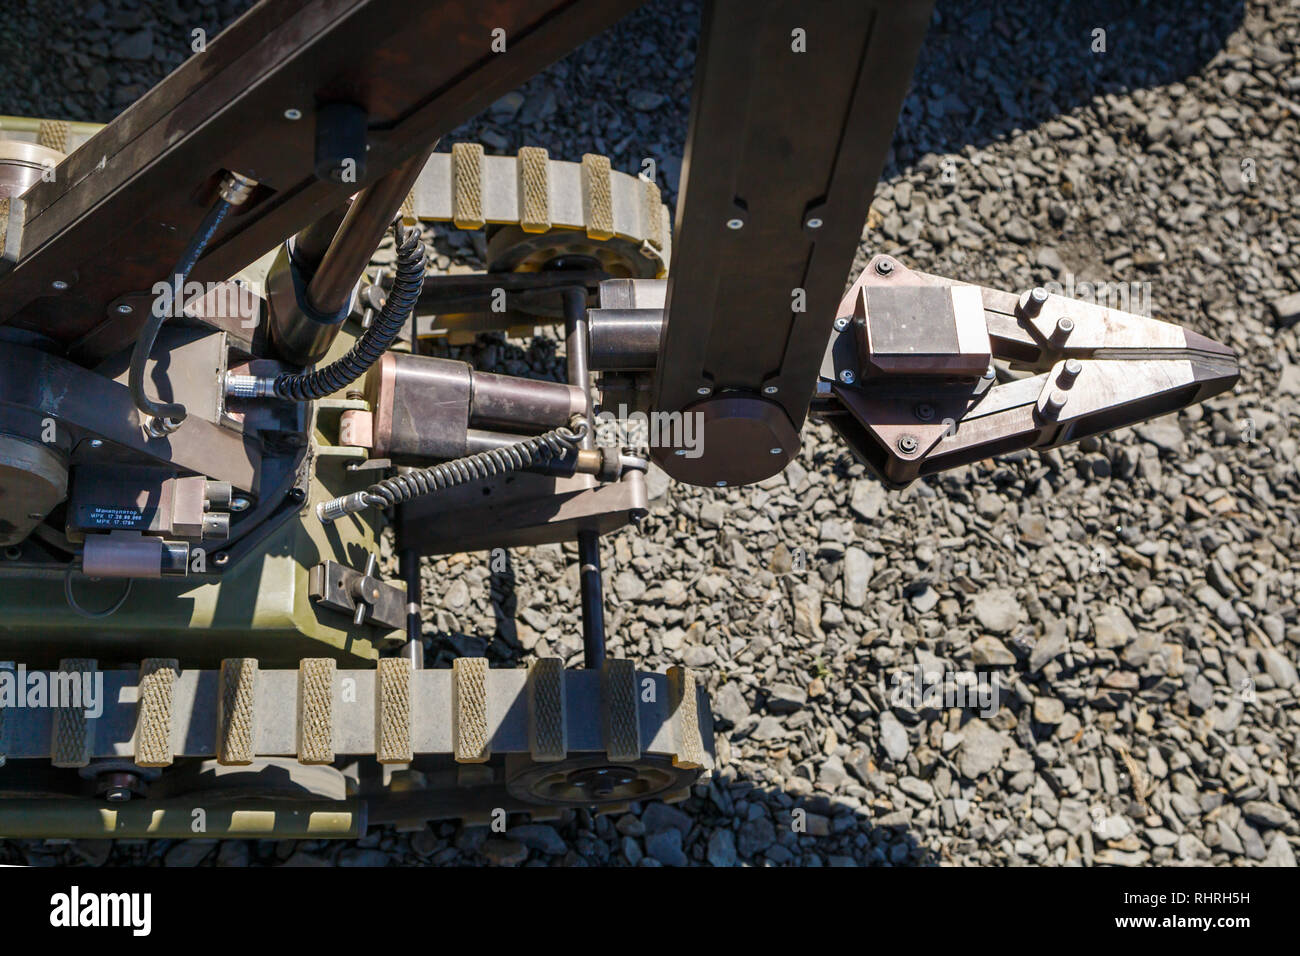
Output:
(1058, 358), (1083, 385)
(1022, 286), (1049, 317)
(1051, 316), (1075, 344)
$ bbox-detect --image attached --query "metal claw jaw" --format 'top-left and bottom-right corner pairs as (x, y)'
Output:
(816, 255), (1239, 488)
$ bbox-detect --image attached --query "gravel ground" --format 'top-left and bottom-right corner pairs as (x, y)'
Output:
(2, 0), (1298, 867)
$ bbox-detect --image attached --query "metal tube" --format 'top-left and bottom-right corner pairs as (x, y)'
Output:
(563, 285), (594, 450)
(306, 146), (433, 316)
(292, 201), (350, 272)
(588, 308), (664, 370)
(578, 529), (606, 669)
(400, 545), (424, 668)
(469, 369), (586, 431)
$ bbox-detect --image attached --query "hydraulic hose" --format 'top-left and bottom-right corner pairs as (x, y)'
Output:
(129, 196), (233, 427)
(317, 419), (589, 522)
(272, 222), (426, 402)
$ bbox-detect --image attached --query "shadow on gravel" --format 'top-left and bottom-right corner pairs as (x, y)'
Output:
(891, 0), (1247, 169)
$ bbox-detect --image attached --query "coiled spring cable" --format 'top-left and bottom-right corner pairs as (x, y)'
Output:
(272, 221), (426, 401)
(318, 418), (589, 522)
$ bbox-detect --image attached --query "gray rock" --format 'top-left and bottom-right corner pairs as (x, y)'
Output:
(509, 824), (567, 855)
(879, 711), (910, 762)
(645, 829), (688, 865)
(971, 588), (1021, 634)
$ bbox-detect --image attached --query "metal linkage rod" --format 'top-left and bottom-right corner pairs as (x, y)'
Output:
(563, 284), (606, 668)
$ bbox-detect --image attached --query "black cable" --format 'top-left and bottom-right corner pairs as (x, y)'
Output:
(361, 421), (587, 511)
(129, 197), (232, 425)
(273, 222), (426, 402)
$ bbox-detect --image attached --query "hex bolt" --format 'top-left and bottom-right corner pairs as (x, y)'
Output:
(874, 259), (894, 277)
(1022, 286), (1049, 317)
(914, 403), (936, 422)
(897, 434), (919, 455)
(838, 369), (856, 385)
(833, 316), (850, 332)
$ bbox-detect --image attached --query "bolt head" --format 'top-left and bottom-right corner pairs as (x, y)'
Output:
(284, 108), (303, 120)
(726, 218), (744, 230)
(897, 434), (919, 454)
(762, 385), (778, 395)
(51, 279), (69, 291)
(89, 439), (103, 449)
(696, 385), (712, 396)
(230, 496), (251, 512)
(874, 259), (894, 277)
(833, 316), (850, 332)
(115, 303), (133, 314)
(715, 481), (727, 487)
(805, 217), (823, 229)
(838, 369), (855, 385)
(769, 447), (783, 455)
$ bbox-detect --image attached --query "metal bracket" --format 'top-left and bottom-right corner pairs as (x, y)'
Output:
(309, 558), (406, 630)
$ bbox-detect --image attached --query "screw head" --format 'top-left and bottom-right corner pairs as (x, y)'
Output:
(838, 369), (855, 385)
(769, 447), (783, 455)
(874, 259), (894, 277)
(833, 316), (850, 332)
(284, 108), (303, 120)
(762, 385), (779, 395)
(726, 218), (744, 230)
(897, 434), (919, 455)
(715, 481), (727, 487)
(115, 303), (133, 315)
(696, 385), (712, 396)
(51, 279), (69, 291)
(805, 217), (824, 229)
